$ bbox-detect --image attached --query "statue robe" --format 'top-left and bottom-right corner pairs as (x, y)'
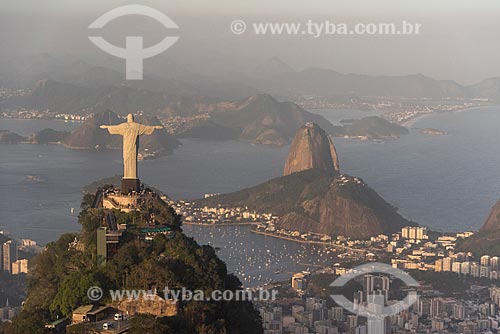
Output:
(104, 122), (158, 179)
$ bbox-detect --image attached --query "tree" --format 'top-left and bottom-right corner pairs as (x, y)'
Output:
(66, 322), (99, 334)
(80, 193), (95, 210)
(5, 310), (48, 334)
(11, 196), (263, 333)
(0, 322), (9, 334)
(128, 314), (170, 334)
(50, 271), (103, 317)
(79, 209), (102, 234)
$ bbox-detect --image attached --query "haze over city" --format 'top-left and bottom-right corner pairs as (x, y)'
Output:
(1, 0), (500, 84)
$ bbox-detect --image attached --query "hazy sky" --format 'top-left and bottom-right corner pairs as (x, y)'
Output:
(1, 0), (500, 84)
(2, 0), (499, 16)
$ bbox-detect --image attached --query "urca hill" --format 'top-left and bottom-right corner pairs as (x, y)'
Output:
(200, 122), (413, 239)
(457, 197), (500, 256)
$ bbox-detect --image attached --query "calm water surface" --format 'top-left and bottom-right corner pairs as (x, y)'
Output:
(2, 107), (500, 285)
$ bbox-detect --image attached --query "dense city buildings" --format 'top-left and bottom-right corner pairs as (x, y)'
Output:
(0, 236), (32, 276)
(177, 198), (500, 333)
(259, 269), (500, 334)
(1, 241), (17, 274)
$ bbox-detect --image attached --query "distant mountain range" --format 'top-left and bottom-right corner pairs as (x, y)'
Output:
(2, 79), (408, 145)
(0, 54), (494, 148)
(183, 94), (338, 145)
(245, 58), (500, 101)
(2, 54), (500, 102)
(0, 54), (257, 99)
(169, 94), (407, 144)
(253, 69), (468, 99)
(2, 79), (216, 116)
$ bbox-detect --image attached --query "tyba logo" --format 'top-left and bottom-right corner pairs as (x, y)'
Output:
(89, 5), (179, 80)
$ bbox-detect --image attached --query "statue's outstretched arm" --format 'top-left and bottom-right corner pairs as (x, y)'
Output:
(138, 124), (163, 136)
(100, 123), (126, 135)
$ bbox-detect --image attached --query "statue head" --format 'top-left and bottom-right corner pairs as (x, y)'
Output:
(127, 114), (134, 123)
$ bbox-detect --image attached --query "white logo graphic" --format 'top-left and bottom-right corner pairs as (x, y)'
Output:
(88, 5), (179, 80)
(230, 20), (247, 34)
(87, 286), (104, 302)
(330, 263), (419, 334)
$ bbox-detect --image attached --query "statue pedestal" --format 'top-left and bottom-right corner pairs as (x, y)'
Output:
(121, 178), (140, 194)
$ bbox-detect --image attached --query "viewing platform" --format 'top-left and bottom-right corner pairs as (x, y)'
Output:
(103, 191), (142, 213)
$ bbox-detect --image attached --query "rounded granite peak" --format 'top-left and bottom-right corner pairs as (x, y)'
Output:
(283, 122), (340, 176)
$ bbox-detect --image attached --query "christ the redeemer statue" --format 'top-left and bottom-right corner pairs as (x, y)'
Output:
(100, 114), (162, 193)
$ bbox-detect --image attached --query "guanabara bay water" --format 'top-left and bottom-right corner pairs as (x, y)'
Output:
(2, 106), (500, 285)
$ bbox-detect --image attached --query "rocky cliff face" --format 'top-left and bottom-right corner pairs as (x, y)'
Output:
(455, 199), (500, 256)
(200, 169), (412, 239)
(277, 173), (410, 238)
(480, 199), (500, 232)
(283, 122), (340, 176)
(208, 94), (339, 146)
